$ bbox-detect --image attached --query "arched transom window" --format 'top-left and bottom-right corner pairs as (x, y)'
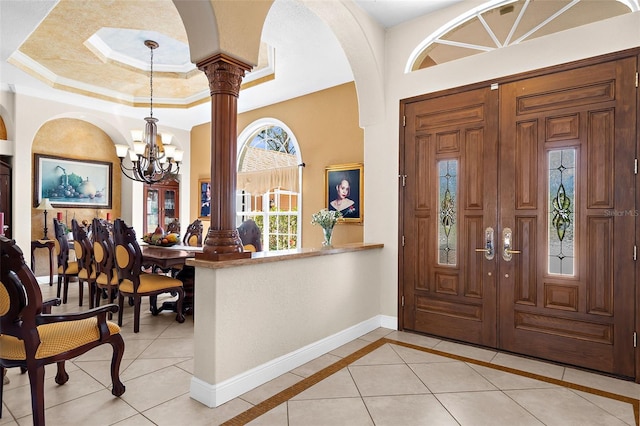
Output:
(407, 0), (638, 72)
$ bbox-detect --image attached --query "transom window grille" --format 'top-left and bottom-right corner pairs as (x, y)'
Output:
(237, 122), (302, 251)
(407, 0), (636, 72)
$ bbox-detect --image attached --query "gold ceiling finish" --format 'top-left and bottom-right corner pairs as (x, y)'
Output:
(7, 0), (218, 108)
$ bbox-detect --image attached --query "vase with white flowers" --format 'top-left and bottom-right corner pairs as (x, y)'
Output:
(311, 208), (342, 247)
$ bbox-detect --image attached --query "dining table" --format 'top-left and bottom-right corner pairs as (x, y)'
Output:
(140, 244), (202, 314)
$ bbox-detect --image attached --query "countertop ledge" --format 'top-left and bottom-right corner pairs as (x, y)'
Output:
(186, 242), (384, 269)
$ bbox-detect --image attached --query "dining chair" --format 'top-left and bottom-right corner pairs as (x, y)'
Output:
(183, 219), (203, 247)
(238, 219), (262, 252)
(71, 219), (97, 308)
(112, 219), (185, 333)
(169, 218), (203, 315)
(0, 235), (125, 426)
(91, 218), (119, 314)
(166, 219), (180, 234)
(52, 218), (79, 304)
(87, 218), (111, 243)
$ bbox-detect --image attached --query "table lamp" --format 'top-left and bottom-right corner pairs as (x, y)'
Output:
(36, 198), (54, 239)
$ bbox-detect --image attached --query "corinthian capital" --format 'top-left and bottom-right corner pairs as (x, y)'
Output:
(197, 54), (251, 97)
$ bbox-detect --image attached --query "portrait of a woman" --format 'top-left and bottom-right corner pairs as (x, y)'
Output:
(329, 175), (358, 218)
(326, 165), (363, 222)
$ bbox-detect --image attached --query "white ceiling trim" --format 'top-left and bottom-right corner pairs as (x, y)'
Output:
(8, 43), (274, 109)
(85, 33), (195, 74)
(9, 49), (210, 107)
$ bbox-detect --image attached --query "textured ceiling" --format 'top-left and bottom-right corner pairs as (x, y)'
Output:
(4, 0), (635, 131)
(5, 0), (467, 113)
(10, 1), (209, 108)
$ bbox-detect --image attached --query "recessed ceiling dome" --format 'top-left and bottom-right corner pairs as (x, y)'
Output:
(85, 28), (195, 75)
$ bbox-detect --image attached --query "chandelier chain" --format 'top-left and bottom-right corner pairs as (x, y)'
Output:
(149, 42), (153, 118)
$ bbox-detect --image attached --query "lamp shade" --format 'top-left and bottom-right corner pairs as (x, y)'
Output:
(115, 144), (130, 158)
(161, 133), (173, 145)
(163, 144), (176, 159)
(130, 129), (143, 142)
(37, 198), (54, 211)
(133, 141), (147, 155)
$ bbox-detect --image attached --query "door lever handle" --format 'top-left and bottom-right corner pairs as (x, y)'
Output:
(502, 227), (520, 261)
(475, 227), (494, 260)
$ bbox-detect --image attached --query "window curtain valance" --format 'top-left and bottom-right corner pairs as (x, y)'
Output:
(237, 165), (299, 194)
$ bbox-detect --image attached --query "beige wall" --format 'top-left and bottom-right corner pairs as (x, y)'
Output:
(31, 118), (121, 273)
(190, 82), (364, 248)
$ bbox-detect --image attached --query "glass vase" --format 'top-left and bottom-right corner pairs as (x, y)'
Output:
(322, 226), (334, 247)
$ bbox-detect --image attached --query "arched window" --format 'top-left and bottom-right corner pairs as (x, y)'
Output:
(237, 119), (302, 251)
(406, 0), (637, 72)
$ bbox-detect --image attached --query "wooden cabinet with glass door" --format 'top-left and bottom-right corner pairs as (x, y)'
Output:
(143, 179), (179, 234)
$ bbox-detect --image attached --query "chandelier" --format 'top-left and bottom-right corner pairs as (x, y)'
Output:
(115, 40), (182, 184)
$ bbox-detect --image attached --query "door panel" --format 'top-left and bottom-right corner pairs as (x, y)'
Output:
(498, 58), (636, 377)
(402, 87), (498, 347)
(401, 56), (636, 379)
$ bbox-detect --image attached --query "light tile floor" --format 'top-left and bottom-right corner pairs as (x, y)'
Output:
(1, 279), (639, 425)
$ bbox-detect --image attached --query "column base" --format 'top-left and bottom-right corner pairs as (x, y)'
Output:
(201, 228), (250, 261)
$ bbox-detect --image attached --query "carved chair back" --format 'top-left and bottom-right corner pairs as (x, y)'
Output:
(92, 218), (119, 309)
(238, 219), (262, 252)
(71, 219), (96, 307)
(52, 218), (79, 304)
(166, 219), (180, 234)
(183, 219), (203, 247)
(112, 219), (144, 291)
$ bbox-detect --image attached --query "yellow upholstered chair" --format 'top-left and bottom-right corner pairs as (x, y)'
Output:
(112, 219), (185, 333)
(183, 219), (203, 247)
(71, 219), (97, 308)
(0, 235), (125, 426)
(53, 218), (79, 304)
(91, 218), (119, 314)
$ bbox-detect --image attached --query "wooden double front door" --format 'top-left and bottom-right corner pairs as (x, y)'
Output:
(400, 55), (637, 378)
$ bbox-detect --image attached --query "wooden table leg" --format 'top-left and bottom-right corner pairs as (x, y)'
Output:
(31, 240), (56, 286)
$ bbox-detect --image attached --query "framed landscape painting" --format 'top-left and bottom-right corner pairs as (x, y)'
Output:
(34, 154), (112, 208)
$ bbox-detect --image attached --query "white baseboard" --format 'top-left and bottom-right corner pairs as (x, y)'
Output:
(379, 314), (397, 330)
(190, 314), (397, 407)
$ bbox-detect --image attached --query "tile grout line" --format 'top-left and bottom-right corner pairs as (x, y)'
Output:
(388, 338), (640, 426)
(221, 338), (387, 425)
(222, 337), (640, 425)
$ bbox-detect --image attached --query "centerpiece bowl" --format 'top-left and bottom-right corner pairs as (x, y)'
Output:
(142, 232), (180, 247)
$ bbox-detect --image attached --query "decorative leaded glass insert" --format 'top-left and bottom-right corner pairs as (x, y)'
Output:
(548, 149), (575, 275)
(438, 160), (457, 265)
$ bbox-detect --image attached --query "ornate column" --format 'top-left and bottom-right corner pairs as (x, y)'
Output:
(197, 54), (252, 260)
